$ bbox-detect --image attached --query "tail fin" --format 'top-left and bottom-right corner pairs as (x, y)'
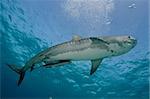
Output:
(6, 64), (25, 86)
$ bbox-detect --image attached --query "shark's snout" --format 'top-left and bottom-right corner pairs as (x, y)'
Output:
(129, 37), (137, 48)
(126, 36), (137, 45)
(132, 39), (137, 45)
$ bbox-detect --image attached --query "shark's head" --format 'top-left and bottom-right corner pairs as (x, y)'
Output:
(101, 35), (137, 57)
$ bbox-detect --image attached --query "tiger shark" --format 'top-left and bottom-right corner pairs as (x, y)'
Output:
(7, 35), (137, 86)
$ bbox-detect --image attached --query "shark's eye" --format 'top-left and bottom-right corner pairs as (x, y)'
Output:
(128, 36), (131, 39)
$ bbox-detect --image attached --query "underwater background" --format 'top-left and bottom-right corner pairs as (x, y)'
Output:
(0, 0), (149, 99)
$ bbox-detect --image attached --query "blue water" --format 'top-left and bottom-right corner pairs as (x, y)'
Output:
(1, 0), (149, 99)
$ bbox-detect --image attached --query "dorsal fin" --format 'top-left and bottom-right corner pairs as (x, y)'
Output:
(72, 35), (81, 41)
(90, 59), (103, 75)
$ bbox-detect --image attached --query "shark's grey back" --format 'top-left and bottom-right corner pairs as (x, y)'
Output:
(46, 38), (92, 56)
(46, 37), (109, 57)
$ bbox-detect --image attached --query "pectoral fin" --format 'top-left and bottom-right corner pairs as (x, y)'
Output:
(90, 59), (103, 75)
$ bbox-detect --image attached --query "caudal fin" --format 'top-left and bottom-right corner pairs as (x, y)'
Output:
(6, 64), (25, 86)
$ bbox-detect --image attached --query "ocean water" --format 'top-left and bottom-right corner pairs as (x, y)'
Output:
(0, 0), (149, 99)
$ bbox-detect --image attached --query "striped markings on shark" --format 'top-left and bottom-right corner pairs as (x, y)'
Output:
(7, 35), (137, 86)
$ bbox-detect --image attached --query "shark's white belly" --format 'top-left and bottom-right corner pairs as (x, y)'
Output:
(50, 48), (110, 60)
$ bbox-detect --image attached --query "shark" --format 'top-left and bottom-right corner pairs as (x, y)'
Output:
(7, 35), (137, 86)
